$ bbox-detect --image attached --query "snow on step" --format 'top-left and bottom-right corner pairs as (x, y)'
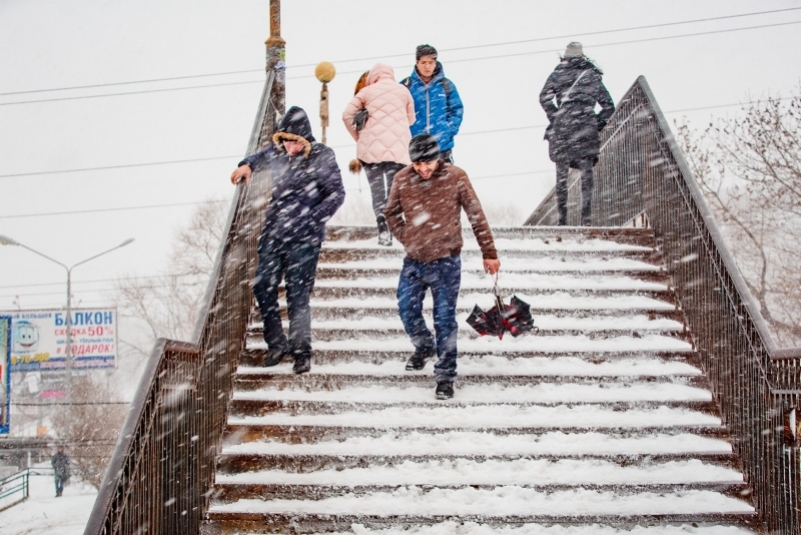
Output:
(215, 228), (754, 533)
(229, 404), (720, 430)
(236, 355), (702, 377)
(216, 458), (742, 487)
(209, 487), (752, 516)
(323, 237), (653, 253)
(317, 256), (662, 273)
(233, 382), (711, 404)
(223, 430), (732, 457)
(249, 334), (693, 354)
(308, 293), (677, 311)
(274, 314), (684, 332)
(313, 272), (667, 292)
(334, 522), (754, 535)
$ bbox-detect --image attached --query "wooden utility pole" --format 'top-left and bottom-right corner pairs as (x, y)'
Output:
(261, 0), (286, 148)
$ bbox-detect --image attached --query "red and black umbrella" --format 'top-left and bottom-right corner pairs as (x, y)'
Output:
(466, 275), (538, 339)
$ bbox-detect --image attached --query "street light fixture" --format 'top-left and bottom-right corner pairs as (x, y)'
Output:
(0, 235), (134, 409)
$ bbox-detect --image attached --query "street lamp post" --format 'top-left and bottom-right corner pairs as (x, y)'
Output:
(0, 235), (134, 410)
(315, 62), (336, 145)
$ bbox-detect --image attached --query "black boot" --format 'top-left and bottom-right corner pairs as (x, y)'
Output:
(435, 381), (454, 400)
(293, 355), (311, 374)
(262, 346), (287, 367)
(405, 347), (435, 371)
(377, 214), (392, 246)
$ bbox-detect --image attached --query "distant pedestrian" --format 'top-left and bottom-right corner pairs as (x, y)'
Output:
(539, 42), (615, 226)
(343, 64), (415, 246)
(230, 106), (345, 374)
(401, 44), (464, 163)
(384, 134), (500, 400)
(51, 445), (69, 497)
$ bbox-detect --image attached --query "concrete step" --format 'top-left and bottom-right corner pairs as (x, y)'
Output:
(215, 450), (740, 475)
(204, 487), (756, 534)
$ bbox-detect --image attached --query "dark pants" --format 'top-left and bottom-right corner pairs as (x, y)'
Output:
(440, 149), (454, 164)
(361, 161), (406, 218)
(253, 240), (321, 358)
(55, 474), (66, 496)
(397, 255), (461, 383)
(556, 158), (594, 226)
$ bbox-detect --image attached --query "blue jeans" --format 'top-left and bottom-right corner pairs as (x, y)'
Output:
(253, 240), (321, 358)
(397, 255), (461, 382)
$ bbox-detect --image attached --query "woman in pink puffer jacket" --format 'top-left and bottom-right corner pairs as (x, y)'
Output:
(343, 63), (415, 246)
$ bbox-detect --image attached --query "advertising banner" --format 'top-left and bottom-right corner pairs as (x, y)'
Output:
(1, 309), (118, 372)
(1, 316), (10, 434)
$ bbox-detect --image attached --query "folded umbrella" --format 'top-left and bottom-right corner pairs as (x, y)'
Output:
(466, 276), (539, 340)
(466, 286), (506, 339)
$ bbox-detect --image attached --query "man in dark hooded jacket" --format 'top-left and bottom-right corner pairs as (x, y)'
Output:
(230, 106), (345, 374)
(540, 42), (615, 226)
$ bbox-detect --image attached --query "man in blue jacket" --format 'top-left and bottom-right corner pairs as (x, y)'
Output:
(401, 44), (464, 163)
(230, 106), (345, 374)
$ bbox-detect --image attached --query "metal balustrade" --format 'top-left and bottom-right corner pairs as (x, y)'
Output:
(83, 71), (276, 535)
(526, 76), (801, 533)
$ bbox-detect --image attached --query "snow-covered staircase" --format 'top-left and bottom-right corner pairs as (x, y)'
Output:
(204, 226), (758, 534)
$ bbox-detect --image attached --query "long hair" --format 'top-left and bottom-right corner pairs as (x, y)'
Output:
(354, 71), (369, 95)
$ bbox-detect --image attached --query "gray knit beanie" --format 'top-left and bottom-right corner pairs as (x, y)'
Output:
(564, 42), (583, 58)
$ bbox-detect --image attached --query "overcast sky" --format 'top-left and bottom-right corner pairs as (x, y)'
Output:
(1, 0), (800, 314)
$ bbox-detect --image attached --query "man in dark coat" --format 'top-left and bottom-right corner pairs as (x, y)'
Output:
(230, 106), (345, 374)
(539, 42), (615, 226)
(51, 445), (69, 497)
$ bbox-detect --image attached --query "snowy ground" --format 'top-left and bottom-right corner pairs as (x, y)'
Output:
(0, 465), (97, 535)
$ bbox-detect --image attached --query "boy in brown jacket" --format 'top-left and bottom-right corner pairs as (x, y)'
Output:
(385, 133), (500, 400)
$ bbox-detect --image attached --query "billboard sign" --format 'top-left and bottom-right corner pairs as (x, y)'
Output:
(2, 309), (118, 372)
(1, 315), (10, 434)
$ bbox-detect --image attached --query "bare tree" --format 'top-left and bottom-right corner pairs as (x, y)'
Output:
(675, 87), (801, 345)
(114, 199), (228, 357)
(50, 375), (128, 489)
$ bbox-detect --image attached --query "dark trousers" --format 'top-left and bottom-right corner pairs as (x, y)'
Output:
(362, 161), (406, 218)
(440, 149), (454, 164)
(55, 474), (66, 496)
(556, 158), (594, 226)
(397, 255), (461, 383)
(253, 240), (321, 358)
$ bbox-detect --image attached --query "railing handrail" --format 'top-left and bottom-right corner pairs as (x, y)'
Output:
(191, 69), (275, 344)
(85, 69), (276, 535)
(84, 338), (193, 533)
(526, 75), (801, 361)
(0, 467), (30, 510)
(526, 75), (801, 532)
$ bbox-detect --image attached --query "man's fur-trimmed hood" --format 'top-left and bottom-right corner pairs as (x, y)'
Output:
(272, 106), (315, 157)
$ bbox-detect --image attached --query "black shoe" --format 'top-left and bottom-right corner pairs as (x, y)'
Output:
(293, 356), (311, 374)
(435, 381), (454, 400)
(262, 346), (287, 367)
(405, 347), (435, 371)
(377, 215), (392, 246)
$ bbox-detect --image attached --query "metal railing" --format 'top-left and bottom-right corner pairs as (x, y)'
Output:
(526, 76), (801, 533)
(0, 468), (30, 511)
(83, 71), (276, 535)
